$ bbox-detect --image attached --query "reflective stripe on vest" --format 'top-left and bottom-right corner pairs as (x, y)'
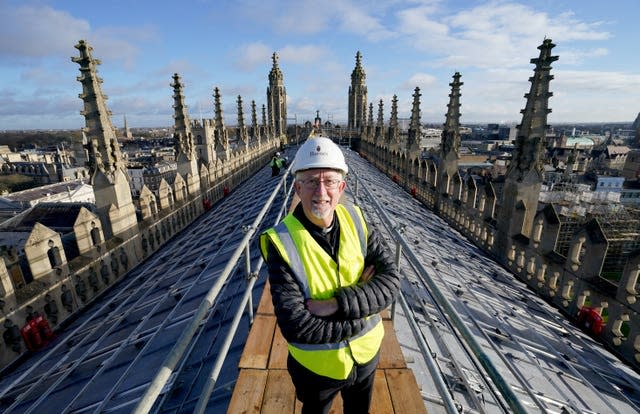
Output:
(291, 313), (381, 351)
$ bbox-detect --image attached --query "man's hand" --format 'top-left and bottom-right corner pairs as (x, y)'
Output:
(306, 298), (338, 316)
(359, 265), (375, 283)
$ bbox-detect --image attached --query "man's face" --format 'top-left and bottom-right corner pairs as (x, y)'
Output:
(294, 168), (346, 228)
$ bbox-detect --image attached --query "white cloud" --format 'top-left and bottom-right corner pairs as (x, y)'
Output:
(0, 3), (156, 69)
(402, 73), (438, 90)
(236, 0), (394, 40)
(278, 45), (329, 64)
(396, 1), (611, 70)
(559, 47), (609, 65)
(554, 69), (640, 93)
(0, 4), (90, 58)
(332, 2), (395, 41)
(233, 42), (273, 72)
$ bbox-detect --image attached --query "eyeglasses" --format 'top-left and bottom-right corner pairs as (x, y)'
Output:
(297, 178), (343, 190)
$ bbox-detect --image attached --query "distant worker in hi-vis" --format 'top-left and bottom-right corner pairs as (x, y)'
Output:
(260, 136), (400, 414)
(270, 152), (283, 177)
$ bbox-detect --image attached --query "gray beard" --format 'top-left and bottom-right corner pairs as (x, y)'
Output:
(310, 205), (330, 221)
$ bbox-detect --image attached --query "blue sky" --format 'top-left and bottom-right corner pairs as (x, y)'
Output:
(0, 0), (638, 131)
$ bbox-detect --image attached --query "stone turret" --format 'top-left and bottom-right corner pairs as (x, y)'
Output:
(172, 74), (193, 158)
(406, 87), (422, 157)
(123, 115), (133, 140)
(171, 73), (201, 197)
(267, 53), (287, 139)
(251, 100), (260, 145)
(375, 99), (384, 143)
(314, 110), (322, 131)
(438, 72), (463, 196)
(72, 40), (136, 239)
(348, 51), (368, 131)
(213, 87), (230, 161)
(191, 117), (216, 166)
(367, 102), (374, 139)
(388, 95), (399, 149)
(261, 104), (269, 138)
(496, 38), (558, 259)
(236, 95), (248, 151)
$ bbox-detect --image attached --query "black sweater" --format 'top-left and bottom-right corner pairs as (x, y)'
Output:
(263, 204), (400, 344)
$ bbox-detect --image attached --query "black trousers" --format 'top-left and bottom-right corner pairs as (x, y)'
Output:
(287, 352), (380, 414)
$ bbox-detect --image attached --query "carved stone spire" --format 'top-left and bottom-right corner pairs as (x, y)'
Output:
(236, 95), (248, 150)
(213, 87), (230, 160)
(406, 87), (422, 156)
(171, 73), (194, 161)
(72, 40), (125, 179)
(497, 38), (558, 259)
(251, 100), (260, 143)
(375, 99), (384, 143)
(507, 38), (557, 182)
(72, 40), (136, 238)
(267, 52), (287, 138)
(440, 72), (463, 160)
(171, 73), (200, 196)
(367, 102), (374, 139)
(437, 72), (463, 199)
(348, 51), (368, 131)
(388, 94), (399, 148)
(261, 104), (269, 137)
(123, 114), (133, 139)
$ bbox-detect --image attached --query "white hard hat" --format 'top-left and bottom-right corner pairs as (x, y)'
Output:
(292, 137), (348, 174)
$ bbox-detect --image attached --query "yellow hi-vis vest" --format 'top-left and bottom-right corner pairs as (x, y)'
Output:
(260, 204), (384, 380)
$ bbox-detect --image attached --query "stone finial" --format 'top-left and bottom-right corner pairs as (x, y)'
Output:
(376, 99), (384, 128)
(388, 94), (399, 145)
(171, 73), (194, 160)
(508, 38), (558, 181)
(441, 72), (463, 158)
(72, 39), (124, 179)
(407, 87), (422, 154)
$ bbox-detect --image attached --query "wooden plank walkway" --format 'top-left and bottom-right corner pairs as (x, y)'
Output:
(228, 282), (427, 413)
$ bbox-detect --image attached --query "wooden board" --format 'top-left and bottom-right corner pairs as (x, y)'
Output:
(379, 320), (407, 369)
(262, 369), (297, 413)
(226, 369), (268, 414)
(386, 369), (428, 414)
(257, 282), (274, 315)
(239, 315), (276, 369)
(268, 325), (289, 369)
(371, 370), (394, 414)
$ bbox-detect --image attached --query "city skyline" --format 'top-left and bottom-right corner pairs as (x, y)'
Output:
(0, 0), (639, 131)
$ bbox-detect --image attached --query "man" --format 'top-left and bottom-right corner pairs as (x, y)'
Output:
(260, 136), (400, 414)
(270, 152), (283, 177)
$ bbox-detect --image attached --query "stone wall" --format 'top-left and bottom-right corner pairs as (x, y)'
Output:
(359, 139), (640, 371)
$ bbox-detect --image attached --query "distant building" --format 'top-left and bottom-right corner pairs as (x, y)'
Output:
(591, 144), (630, 172)
(622, 149), (640, 180)
(0, 179), (93, 222)
(0, 143), (88, 184)
(420, 128), (442, 150)
(594, 175), (625, 192)
(620, 186), (640, 206)
(486, 124), (517, 141)
(131, 161), (178, 195)
(127, 165), (145, 197)
(347, 51), (367, 131)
